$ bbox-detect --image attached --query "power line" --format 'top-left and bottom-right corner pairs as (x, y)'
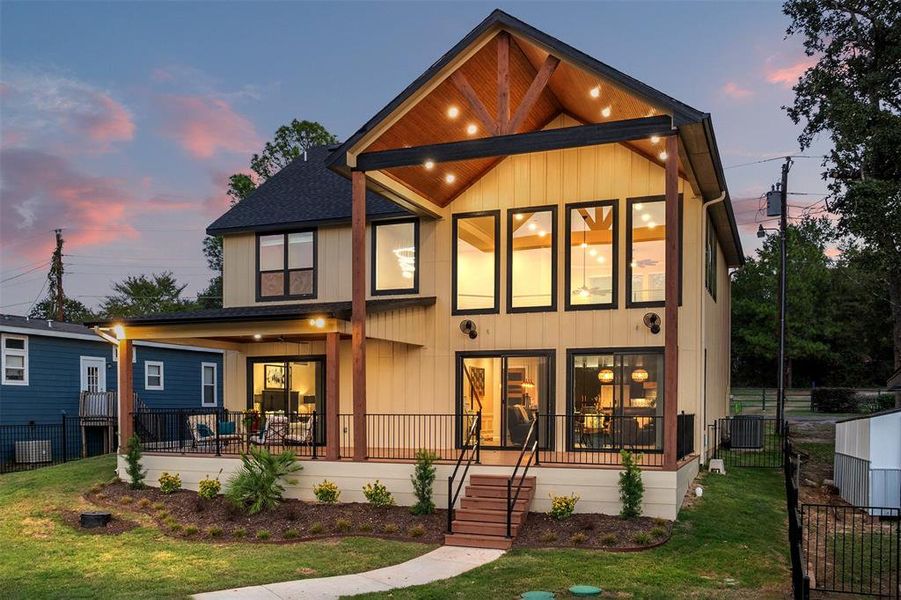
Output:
(0, 261), (50, 284)
(723, 154), (828, 170)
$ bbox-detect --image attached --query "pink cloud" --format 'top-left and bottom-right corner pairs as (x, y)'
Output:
(158, 95), (260, 159)
(721, 81), (754, 100)
(76, 93), (135, 146)
(765, 57), (818, 88)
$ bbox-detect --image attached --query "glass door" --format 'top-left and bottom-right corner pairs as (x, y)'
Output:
(247, 357), (325, 445)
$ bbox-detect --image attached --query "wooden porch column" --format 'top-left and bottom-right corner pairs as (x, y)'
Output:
(663, 135), (680, 470)
(351, 171), (368, 461)
(325, 331), (340, 460)
(117, 339), (134, 453)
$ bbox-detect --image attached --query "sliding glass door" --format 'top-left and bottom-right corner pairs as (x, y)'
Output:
(458, 351), (553, 450)
(246, 356), (325, 444)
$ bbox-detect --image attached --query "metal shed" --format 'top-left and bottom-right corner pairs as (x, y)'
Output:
(834, 408), (901, 516)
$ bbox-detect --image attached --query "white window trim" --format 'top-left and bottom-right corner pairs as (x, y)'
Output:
(1, 334), (28, 386)
(144, 360), (164, 391)
(113, 346), (136, 363)
(201, 362), (218, 407)
(79, 356), (107, 393)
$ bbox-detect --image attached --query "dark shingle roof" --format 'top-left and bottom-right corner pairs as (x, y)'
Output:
(0, 313), (98, 336)
(206, 145), (408, 235)
(87, 297), (436, 327)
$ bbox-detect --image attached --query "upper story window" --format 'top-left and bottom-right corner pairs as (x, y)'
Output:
(566, 200), (617, 310)
(453, 211), (499, 315)
(508, 207), (556, 312)
(371, 218), (419, 295)
(705, 215), (718, 301)
(257, 231), (317, 301)
(627, 196), (681, 307)
(1, 334), (28, 385)
(145, 360), (164, 391)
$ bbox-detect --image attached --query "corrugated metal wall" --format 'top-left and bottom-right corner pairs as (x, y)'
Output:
(834, 452), (869, 508)
(870, 468), (901, 516)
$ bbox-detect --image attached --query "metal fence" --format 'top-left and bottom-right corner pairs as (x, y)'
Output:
(0, 415), (88, 474)
(710, 416), (784, 468)
(785, 433), (811, 600)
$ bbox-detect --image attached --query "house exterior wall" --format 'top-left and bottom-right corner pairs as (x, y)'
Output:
(702, 236), (732, 455)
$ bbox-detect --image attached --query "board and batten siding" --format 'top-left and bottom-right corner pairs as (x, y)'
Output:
(219, 115), (733, 435)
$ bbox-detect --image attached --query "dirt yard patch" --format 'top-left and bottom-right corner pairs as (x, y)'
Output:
(515, 512), (671, 550)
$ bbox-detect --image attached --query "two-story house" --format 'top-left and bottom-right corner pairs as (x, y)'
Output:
(92, 10), (742, 547)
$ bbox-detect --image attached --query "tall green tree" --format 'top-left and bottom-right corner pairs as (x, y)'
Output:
(199, 121), (338, 309)
(783, 0), (901, 402)
(29, 297), (95, 324)
(101, 272), (196, 318)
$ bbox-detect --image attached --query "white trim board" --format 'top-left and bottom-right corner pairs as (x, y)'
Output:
(0, 325), (223, 354)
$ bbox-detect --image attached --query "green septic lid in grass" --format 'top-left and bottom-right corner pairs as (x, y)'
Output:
(520, 592), (555, 600)
(568, 584), (602, 596)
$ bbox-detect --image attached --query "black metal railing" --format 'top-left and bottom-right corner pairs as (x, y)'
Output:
(784, 430), (811, 600)
(507, 417), (538, 538)
(337, 413), (460, 461)
(535, 413), (666, 467)
(0, 415), (88, 474)
(447, 412), (481, 533)
(132, 409), (322, 458)
(676, 412), (694, 460)
(710, 416), (784, 468)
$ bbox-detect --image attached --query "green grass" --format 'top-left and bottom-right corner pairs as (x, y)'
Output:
(794, 440), (834, 464)
(0, 456), (434, 599)
(348, 467), (790, 600)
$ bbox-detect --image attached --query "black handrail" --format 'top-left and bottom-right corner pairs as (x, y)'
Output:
(446, 411), (481, 533)
(506, 416), (538, 538)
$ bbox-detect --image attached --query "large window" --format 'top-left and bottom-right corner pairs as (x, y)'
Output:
(257, 230), (316, 300)
(2, 334), (28, 385)
(371, 219), (418, 295)
(566, 200), (617, 309)
(247, 356), (325, 445)
(705, 215), (718, 300)
(627, 196), (681, 307)
(201, 362), (218, 407)
(568, 349), (664, 451)
(452, 211), (499, 314)
(508, 207), (556, 312)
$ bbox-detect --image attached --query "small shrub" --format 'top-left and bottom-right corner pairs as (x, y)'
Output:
(313, 480), (340, 504)
(207, 526), (223, 538)
(633, 532), (652, 545)
(362, 480), (395, 507)
(309, 522), (324, 534)
(410, 450), (437, 515)
(811, 387), (856, 413)
(357, 522), (373, 533)
(158, 472), (182, 495)
(335, 518), (352, 532)
(225, 448), (302, 515)
(157, 510), (170, 521)
(137, 498), (152, 509)
(119, 495), (134, 505)
(284, 529), (299, 539)
(548, 493), (579, 521)
(184, 525), (199, 536)
(619, 450), (644, 519)
(650, 526), (667, 539)
(169, 522), (183, 533)
(124, 434), (145, 489)
(151, 502), (164, 511)
(408, 524), (425, 538)
(858, 393), (895, 414)
(539, 531), (558, 543)
(256, 530), (271, 540)
(383, 523), (399, 534)
(198, 470), (222, 500)
(233, 527), (247, 538)
(600, 533), (618, 546)
(570, 532), (588, 545)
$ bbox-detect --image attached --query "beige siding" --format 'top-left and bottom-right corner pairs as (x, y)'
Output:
(703, 232), (732, 452)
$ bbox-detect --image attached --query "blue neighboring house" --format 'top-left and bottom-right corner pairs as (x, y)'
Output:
(0, 313), (223, 468)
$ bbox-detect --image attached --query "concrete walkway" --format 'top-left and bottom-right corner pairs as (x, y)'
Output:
(193, 546), (505, 600)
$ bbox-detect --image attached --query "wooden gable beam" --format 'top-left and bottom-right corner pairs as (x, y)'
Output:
(451, 71), (497, 134)
(506, 55), (560, 134)
(497, 31), (510, 135)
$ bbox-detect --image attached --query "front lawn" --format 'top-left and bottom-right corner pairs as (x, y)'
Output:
(0, 456), (434, 599)
(350, 466), (790, 600)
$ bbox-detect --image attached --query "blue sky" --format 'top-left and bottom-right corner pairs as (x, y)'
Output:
(0, 1), (831, 313)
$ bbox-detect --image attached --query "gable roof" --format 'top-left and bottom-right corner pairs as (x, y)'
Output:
(206, 146), (409, 236)
(0, 313), (100, 339)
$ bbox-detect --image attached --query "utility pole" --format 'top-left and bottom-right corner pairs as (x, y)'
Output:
(51, 229), (65, 321)
(777, 158), (792, 430)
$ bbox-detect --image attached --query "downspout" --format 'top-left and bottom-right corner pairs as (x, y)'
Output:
(699, 191), (726, 465)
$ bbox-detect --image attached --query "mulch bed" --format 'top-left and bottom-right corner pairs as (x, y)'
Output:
(60, 510), (138, 535)
(88, 481), (445, 544)
(515, 512), (672, 550)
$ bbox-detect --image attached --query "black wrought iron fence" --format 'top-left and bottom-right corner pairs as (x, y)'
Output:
(784, 433), (811, 600)
(0, 415), (85, 474)
(711, 416), (784, 468)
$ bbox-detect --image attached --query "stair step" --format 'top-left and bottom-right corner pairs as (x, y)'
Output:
(461, 496), (529, 511)
(454, 507), (526, 524)
(470, 474), (536, 488)
(452, 520), (520, 536)
(444, 533), (512, 550)
(466, 485), (535, 499)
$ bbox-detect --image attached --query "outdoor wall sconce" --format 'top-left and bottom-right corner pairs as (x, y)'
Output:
(643, 312), (661, 335)
(459, 319), (478, 339)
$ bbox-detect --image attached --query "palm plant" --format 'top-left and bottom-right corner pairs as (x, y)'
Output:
(225, 447), (302, 514)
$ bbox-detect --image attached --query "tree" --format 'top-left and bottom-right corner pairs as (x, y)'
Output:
(199, 121), (338, 308)
(29, 297), (95, 324)
(100, 272), (196, 318)
(783, 0), (901, 403)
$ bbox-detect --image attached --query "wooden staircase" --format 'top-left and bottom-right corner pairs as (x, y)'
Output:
(445, 474), (536, 549)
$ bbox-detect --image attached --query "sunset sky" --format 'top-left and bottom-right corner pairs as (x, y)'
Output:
(0, 1), (832, 315)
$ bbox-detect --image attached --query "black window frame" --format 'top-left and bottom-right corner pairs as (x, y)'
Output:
(506, 205), (557, 314)
(370, 217), (420, 296)
(255, 229), (318, 302)
(625, 195), (683, 309)
(705, 214), (718, 301)
(564, 199), (619, 311)
(451, 210), (501, 316)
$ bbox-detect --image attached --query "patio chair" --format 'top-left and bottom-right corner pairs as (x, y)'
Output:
(187, 414), (243, 448)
